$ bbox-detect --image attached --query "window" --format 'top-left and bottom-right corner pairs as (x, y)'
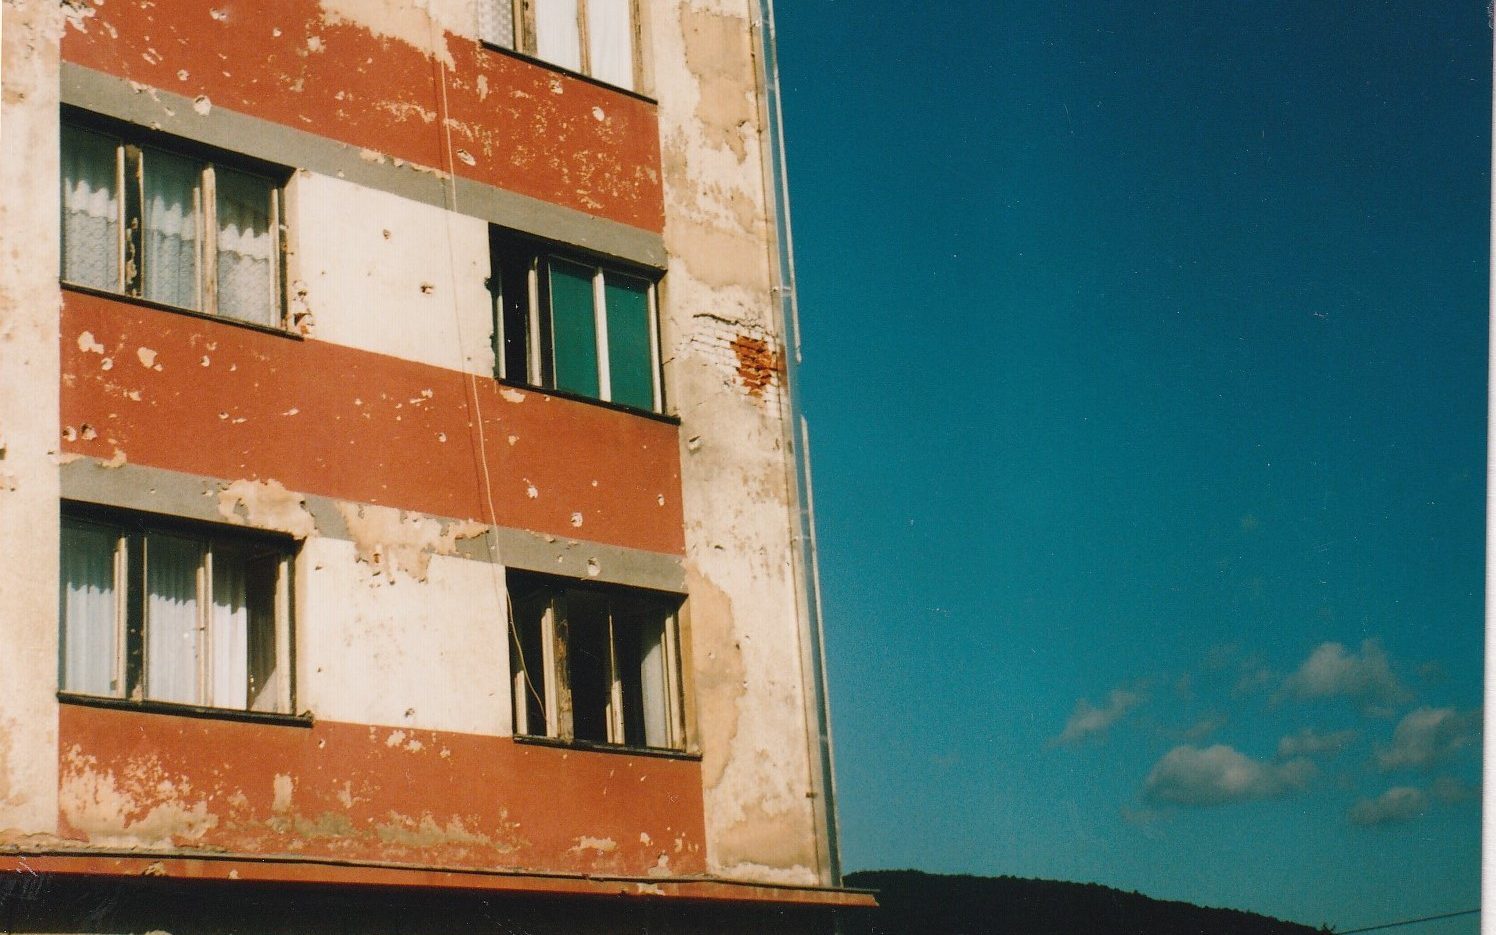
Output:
(508, 572), (683, 750)
(60, 120), (286, 328)
(490, 229), (663, 412)
(478, 0), (640, 92)
(59, 507), (294, 714)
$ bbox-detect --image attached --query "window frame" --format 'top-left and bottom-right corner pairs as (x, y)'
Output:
(477, 0), (647, 96)
(490, 228), (666, 415)
(59, 111), (291, 332)
(507, 571), (686, 753)
(58, 503), (299, 720)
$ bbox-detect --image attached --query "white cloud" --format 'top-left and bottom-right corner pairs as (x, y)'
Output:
(1281, 639), (1410, 710)
(1054, 688), (1142, 746)
(1276, 727), (1358, 760)
(1180, 713), (1227, 742)
(1375, 706), (1481, 771)
(1143, 744), (1314, 806)
(1349, 786), (1428, 826)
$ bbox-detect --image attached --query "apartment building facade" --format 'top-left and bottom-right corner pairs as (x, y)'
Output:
(0, 0), (864, 930)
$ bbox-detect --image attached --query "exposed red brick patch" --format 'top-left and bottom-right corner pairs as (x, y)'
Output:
(730, 335), (782, 398)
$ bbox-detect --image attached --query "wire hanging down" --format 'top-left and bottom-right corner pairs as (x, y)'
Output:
(1335, 908), (1480, 934)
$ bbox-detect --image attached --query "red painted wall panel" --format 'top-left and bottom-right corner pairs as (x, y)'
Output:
(59, 703), (707, 875)
(62, 0), (664, 231)
(61, 292), (686, 556)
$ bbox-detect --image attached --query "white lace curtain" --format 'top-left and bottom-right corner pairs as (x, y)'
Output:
(60, 126), (121, 291)
(478, 0), (515, 48)
(142, 149), (201, 311)
(215, 168), (276, 326)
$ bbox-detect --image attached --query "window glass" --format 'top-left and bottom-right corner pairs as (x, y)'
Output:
(60, 509), (294, 714)
(478, 0), (515, 48)
(507, 573), (681, 749)
(145, 533), (204, 705)
(59, 520), (119, 697)
(141, 148), (202, 311)
(210, 547), (251, 710)
(493, 240), (534, 382)
(490, 230), (661, 411)
(246, 553), (282, 712)
(60, 126), (121, 291)
(634, 613), (670, 747)
(549, 259), (601, 398)
(510, 590), (551, 735)
(586, 0), (634, 91)
(215, 168), (276, 327)
(565, 591), (613, 744)
(534, 0), (583, 72)
(604, 272), (654, 410)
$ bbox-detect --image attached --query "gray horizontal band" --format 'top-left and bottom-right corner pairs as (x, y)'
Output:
(61, 63), (667, 269)
(60, 458), (686, 594)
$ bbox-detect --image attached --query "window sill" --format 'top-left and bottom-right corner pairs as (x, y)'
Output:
(61, 282), (304, 341)
(58, 691), (314, 728)
(512, 733), (700, 761)
(477, 42), (658, 105)
(496, 377), (680, 425)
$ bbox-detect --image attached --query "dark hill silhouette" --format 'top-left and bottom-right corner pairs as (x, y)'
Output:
(841, 870), (1329, 935)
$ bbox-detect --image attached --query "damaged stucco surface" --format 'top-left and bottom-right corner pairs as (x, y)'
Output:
(652, 0), (824, 885)
(287, 172), (495, 375)
(60, 292), (686, 555)
(0, 0), (64, 838)
(24, 0), (835, 896)
(57, 704), (707, 876)
(298, 536), (509, 734)
(60, 0), (665, 230)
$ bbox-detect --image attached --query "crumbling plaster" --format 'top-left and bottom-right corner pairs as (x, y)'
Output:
(0, 0), (64, 838)
(317, 0), (478, 69)
(652, 0), (823, 884)
(286, 171), (495, 376)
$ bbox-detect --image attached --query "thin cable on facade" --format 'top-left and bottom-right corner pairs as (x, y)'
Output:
(1335, 908), (1480, 933)
(426, 21), (546, 711)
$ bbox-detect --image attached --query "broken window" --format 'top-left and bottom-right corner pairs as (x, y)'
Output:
(477, 0), (641, 93)
(489, 228), (663, 413)
(59, 507), (294, 714)
(60, 118), (286, 329)
(508, 572), (683, 750)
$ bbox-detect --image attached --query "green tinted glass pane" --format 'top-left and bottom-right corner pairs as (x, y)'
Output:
(549, 260), (599, 398)
(604, 273), (654, 410)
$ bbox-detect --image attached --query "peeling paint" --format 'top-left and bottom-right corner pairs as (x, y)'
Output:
(216, 478), (318, 538)
(60, 748), (218, 848)
(317, 0), (459, 69)
(271, 774), (294, 813)
(570, 835), (617, 854)
(335, 502), (486, 582)
(680, 8), (756, 163)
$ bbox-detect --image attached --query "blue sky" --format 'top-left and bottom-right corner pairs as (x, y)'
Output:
(775, 2), (1488, 931)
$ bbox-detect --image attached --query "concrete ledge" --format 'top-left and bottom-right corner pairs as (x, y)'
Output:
(0, 853), (879, 908)
(60, 457), (686, 593)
